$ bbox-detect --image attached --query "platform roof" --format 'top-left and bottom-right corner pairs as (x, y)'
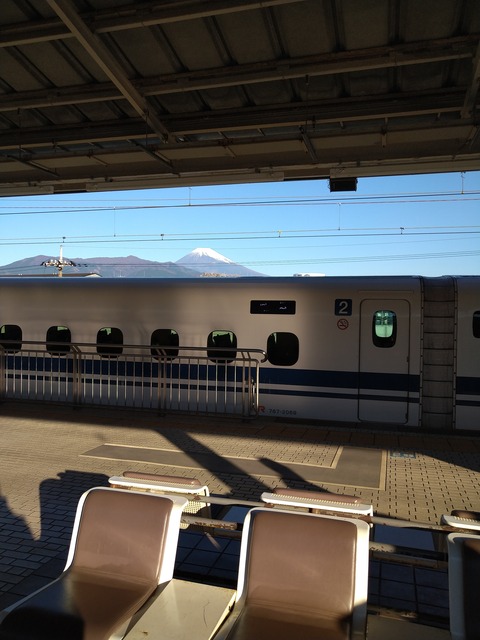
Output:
(0, 0), (479, 196)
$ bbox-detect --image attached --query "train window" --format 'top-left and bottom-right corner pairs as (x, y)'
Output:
(96, 327), (123, 357)
(267, 332), (299, 366)
(207, 330), (237, 363)
(0, 324), (22, 352)
(46, 326), (71, 354)
(372, 310), (397, 348)
(151, 329), (179, 359)
(474, 311), (480, 338)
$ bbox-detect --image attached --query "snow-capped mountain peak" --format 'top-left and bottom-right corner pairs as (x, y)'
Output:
(189, 248), (234, 264)
(176, 248), (265, 277)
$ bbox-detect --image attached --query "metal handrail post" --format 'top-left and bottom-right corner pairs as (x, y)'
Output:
(0, 346), (5, 400)
(71, 345), (82, 405)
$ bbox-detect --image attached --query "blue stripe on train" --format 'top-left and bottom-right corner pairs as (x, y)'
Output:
(455, 376), (480, 407)
(456, 376), (480, 396)
(259, 368), (420, 393)
(259, 387), (419, 404)
(48, 359), (395, 394)
(8, 355), (480, 402)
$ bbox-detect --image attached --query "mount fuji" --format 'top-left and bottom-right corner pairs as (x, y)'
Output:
(176, 248), (265, 277)
(0, 249), (266, 278)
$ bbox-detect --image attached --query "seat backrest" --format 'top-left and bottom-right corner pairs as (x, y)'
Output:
(66, 487), (187, 586)
(448, 533), (480, 640)
(236, 508), (369, 638)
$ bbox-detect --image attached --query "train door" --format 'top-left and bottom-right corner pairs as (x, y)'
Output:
(454, 278), (480, 430)
(358, 299), (410, 424)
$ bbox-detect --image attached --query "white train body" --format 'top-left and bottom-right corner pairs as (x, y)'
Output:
(0, 275), (478, 431)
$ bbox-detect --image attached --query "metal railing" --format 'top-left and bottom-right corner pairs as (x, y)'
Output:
(0, 341), (265, 417)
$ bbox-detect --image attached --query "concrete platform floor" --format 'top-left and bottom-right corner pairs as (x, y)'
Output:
(1, 402), (480, 622)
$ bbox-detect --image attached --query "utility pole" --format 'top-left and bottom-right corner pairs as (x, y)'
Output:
(41, 245), (76, 277)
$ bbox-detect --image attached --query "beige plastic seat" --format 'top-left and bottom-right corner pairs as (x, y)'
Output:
(0, 487), (187, 640)
(448, 532), (480, 640)
(212, 507), (370, 640)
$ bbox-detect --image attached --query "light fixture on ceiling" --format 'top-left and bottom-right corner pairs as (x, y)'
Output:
(329, 177), (358, 192)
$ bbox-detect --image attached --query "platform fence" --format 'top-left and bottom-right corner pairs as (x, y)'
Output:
(0, 342), (263, 418)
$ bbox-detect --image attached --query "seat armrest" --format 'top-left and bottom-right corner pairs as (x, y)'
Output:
(261, 491), (373, 516)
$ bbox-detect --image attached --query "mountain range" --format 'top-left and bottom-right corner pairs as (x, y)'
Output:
(0, 248), (265, 278)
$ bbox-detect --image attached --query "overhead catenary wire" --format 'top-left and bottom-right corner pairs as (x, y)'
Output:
(1, 190), (480, 217)
(0, 226), (479, 247)
(1, 187), (478, 271)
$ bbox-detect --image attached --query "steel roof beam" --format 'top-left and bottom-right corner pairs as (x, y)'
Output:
(0, 0), (307, 47)
(90, 0), (309, 31)
(1, 127), (478, 188)
(461, 40), (480, 118)
(0, 89), (469, 148)
(46, 0), (170, 143)
(0, 39), (475, 115)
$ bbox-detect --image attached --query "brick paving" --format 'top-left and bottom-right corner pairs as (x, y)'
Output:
(1, 401), (480, 621)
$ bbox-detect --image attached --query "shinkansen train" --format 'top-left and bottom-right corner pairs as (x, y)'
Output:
(0, 275), (478, 431)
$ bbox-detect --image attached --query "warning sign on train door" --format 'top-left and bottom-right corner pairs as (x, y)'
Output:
(337, 318), (349, 330)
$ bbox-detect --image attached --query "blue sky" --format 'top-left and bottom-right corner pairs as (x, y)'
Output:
(0, 170), (479, 277)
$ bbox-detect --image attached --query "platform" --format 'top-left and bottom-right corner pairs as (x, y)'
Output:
(0, 401), (479, 626)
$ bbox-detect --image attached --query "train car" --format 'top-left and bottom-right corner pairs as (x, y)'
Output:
(0, 275), (478, 431)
